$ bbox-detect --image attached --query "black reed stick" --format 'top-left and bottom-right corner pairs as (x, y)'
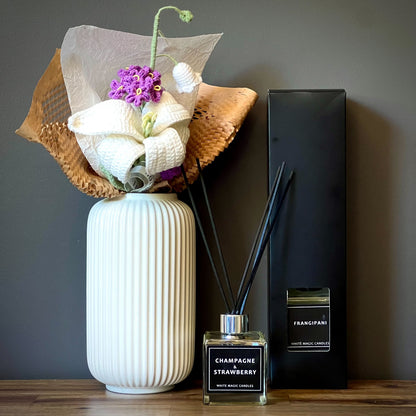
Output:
(181, 159), (294, 317)
(196, 158), (235, 308)
(236, 170), (294, 314)
(233, 162), (286, 313)
(181, 165), (232, 313)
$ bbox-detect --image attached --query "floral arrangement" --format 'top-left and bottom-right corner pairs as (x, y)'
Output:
(66, 6), (205, 193)
(16, 5), (258, 198)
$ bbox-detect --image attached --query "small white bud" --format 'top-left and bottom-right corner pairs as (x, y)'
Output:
(172, 62), (202, 93)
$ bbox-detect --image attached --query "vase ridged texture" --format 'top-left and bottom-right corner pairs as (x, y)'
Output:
(86, 193), (195, 392)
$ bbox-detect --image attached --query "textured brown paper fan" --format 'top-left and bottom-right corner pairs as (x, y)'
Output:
(16, 49), (258, 197)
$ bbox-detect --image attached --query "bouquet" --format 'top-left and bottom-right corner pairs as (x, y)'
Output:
(16, 6), (258, 197)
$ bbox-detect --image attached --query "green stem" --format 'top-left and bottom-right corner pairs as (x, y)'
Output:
(157, 53), (178, 66)
(150, 6), (193, 70)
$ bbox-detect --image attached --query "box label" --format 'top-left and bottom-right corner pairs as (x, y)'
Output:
(287, 305), (330, 352)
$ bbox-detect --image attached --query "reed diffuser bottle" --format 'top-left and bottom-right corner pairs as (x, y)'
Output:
(203, 314), (267, 405)
(182, 159), (293, 406)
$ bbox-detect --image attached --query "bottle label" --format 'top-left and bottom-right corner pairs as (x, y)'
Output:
(207, 345), (264, 393)
(287, 305), (330, 352)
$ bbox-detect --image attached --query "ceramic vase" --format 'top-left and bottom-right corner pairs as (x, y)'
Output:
(86, 193), (195, 394)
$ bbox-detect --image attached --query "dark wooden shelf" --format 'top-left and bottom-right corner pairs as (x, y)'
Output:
(0, 379), (415, 415)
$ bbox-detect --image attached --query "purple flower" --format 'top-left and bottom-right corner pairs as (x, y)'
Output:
(160, 166), (182, 181)
(150, 69), (162, 83)
(142, 76), (154, 89)
(108, 79), (126, 99)
(109, 65), (164, 106)
(125, 87), (151, 107)
(121, 65), (142, 77)
(150, 84), (163, 103)
(117, 67), (130, 78)
(138, 66), (151, 78)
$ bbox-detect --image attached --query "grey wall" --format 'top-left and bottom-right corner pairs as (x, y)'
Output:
(1, 0), (415, 380)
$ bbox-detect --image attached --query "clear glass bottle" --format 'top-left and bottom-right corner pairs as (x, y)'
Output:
(203, 314), (267, 405)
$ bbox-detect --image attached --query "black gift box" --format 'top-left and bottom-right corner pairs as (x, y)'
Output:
(268, 89), (347, 388)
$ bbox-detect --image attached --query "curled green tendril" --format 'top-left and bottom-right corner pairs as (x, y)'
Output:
(178, 9), (193, 23)
(150, 6), (194, 70)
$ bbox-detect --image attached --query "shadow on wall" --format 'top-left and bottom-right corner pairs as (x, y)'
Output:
(346, 99), (394, 379)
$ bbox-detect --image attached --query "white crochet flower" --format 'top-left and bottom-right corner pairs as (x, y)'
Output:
(173, 62), (202, 93)
(68, 91), (191, 185)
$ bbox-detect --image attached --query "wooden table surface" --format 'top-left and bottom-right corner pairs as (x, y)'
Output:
(0, 379), (415, 415)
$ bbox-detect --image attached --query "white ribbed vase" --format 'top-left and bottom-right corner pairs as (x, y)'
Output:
(86, 193), (195, 394)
